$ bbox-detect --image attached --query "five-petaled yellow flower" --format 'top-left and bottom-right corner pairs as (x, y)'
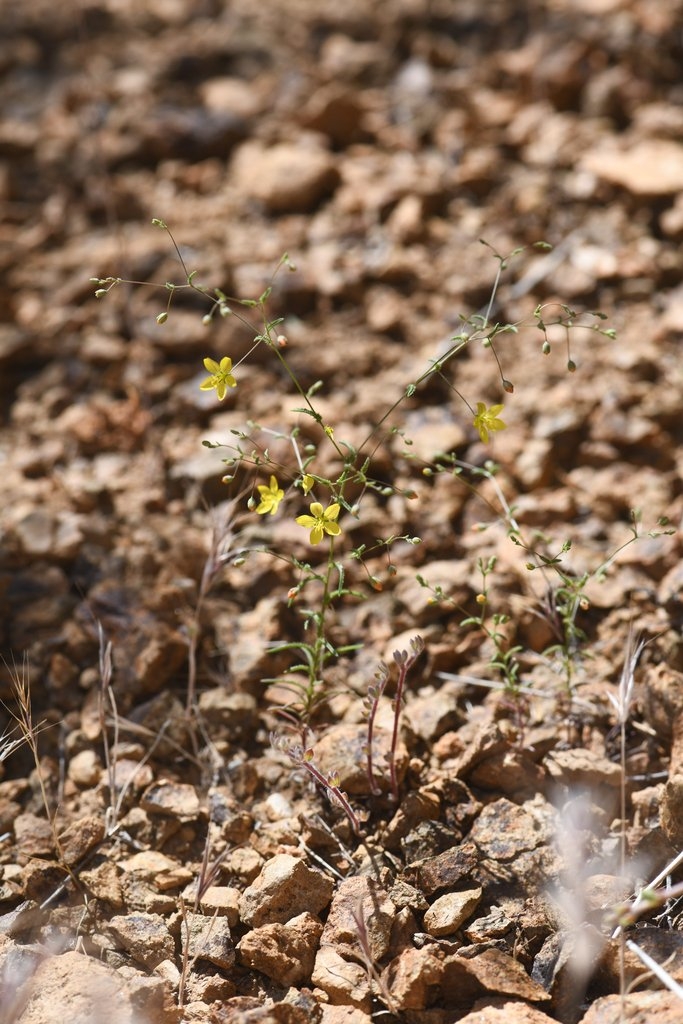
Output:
(296, 501), (341, 545)
(199, 356), (236, 400)
(255, 475), (284, 516)
(473, 402), (505, 443)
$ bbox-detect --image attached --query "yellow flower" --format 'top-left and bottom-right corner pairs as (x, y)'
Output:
(199, 356), (236, 400)
(473, 402), (505, 443)
(295, 501), (341, 545)
(301, 474), (314, 495)
(255, 475), (284, 516)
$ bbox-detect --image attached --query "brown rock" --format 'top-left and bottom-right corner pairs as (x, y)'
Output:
(382, 789), (443, 851)
(424, 888), (483, 937)
(469, 797), (555, 862)
(232, 141), (340, 213)
(184, 911), (235, 971)
(134, 628), (188, 695)
(140, 781), (201, 821)
(450, 947), (551, 1003)
(318, 1007), (372, 1024)
(13, 950), (174, 1024)
(381, 945), (445, 1011)
(464, 905), (514, 943)
(239, 853), (334, 927)
(198, 885), (241, 926)
(311, 945), (372, 1011)
(120, 851), (193, 891)
(0, 900), (44, 938)
(468, 749), (546, 799)
(320, 875), (396, 963)
(107, 912), (175, 970)
(578, 990), (683, 1023)
(238, 911), (323, 986)
(197, 690), (259, 741)
(581, 140), (683, 195)
(79, 860), (124, 908)
(458, 997), (560, 1022)
(67, 750), (102, 787)
(58, 815), (105, 867)
(14, 813), (55, 862)
(405, 841), (479, 896)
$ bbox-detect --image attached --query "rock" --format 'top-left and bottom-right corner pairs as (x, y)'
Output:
(107, 912), (176, 970)
(184, 911), (235, 971)
(381, 945), (445, 1011)
(14, 813), (55, 861)
(120, 851), (193, 892)
(400, 406), (468, 463)
(12, 950), (174, 1024)
(79, 860), (124, 908)
(200, 77), (263, 120)
(404, 841), (479, 896)
(582, 874), (632, 920)
(318, 1007), (372, 1024)
(140, 781), (201, 821)
(532, 925), (606, 1020)
(544, 749), (622, 817)
(182, 966), (235, 1005)
(458, 997), (560, 1022)
(464, 905), (514, 943)
(661, 775), (683, 846)
(0, 900), (44, 938)
(232, 141), (340, 213)
(67, 749), (102, 787)
(223, 847), (264, 885)
(197, 690), (259, 741)
(302, 85), (367, 147)
(198, 886), (241, 926)
(581, 140), (683, 195)
(133, 627), (188, 695)
(58, 815), (105, 866)
(469, 797), (555, 862)
(320, 875), (396, 963)
(238, 853), (334, 927)
(451, 948), (551, 1003)
(219, 597), (292, 690)
(404, 688), (463, 744)
(468, 748), (546, 799)
(311, 945), (372, 1011)
(12, 509), (84, 560)
(238, 911), (322, 986)
(424, 888), (483, 937)
(382, 789), (442, 851)
(578, 990), (683, 1023)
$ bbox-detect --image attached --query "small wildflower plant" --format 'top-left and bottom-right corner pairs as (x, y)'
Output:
(92, 219), (635, 810)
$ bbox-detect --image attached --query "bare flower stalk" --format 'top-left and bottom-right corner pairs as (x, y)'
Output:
(388, 636), (424, 802)
(363, 662), (389, 796)
(97, 623), (120, 836)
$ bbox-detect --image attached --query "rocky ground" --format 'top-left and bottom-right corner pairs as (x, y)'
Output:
(1, 1), (683, 1022)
